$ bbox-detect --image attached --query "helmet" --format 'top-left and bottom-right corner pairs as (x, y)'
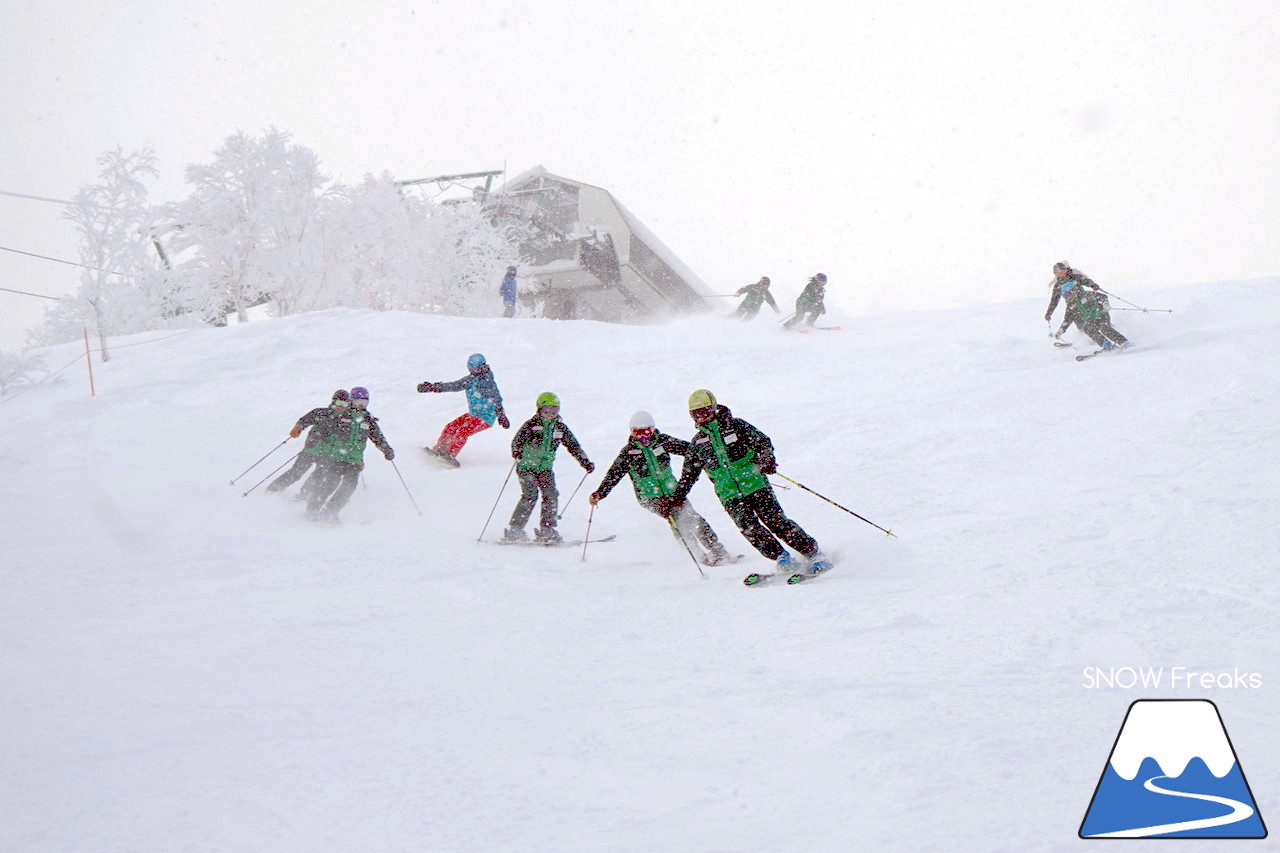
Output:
(688, 389), (716, 411)
(331, 389), (349, 401)
(350, 387), (369, 400)
(759, 276), (771, 286)
(467, 353), (486, 371)
(815, 273), (827, 283)
(331, 389), (351, 408)
(536, 391), (560, 409)
(1053, 261), (1071, 274)
(629, 411), (656, 431)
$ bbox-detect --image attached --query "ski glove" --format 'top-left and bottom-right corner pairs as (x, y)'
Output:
(589, 491), (604, 505)
(383, 447), (395, 461)
(289, 425), (303, 438)
(582, 461), (595, 474)
(417, 381), (438, 393)
(1044, 311), (1052, 322)
(497, 410), (510, 429)
(653, 496), (676, 518)
(758, 456), (777, 475)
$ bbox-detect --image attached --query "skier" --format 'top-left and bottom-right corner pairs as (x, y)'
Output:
(267, 389), (348, 499)
(783, 273), (828, 329)
(668, 389), (830, 574)
(1048, 262), (1131, 352)
(730, 276), (780, 321)
(304, 386), (395, 524)
(505, 392), (594, 544)
(588, 411), (736, 566)
(416, 353), (510, 467)
(500, 266), (518, 318)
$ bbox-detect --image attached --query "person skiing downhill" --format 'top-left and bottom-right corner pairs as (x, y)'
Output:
(304, 386), (395, 524)
(783, 273), (828, 329)
(500, 266), (518, 318)
(1047, 262), (1131, 352)
(668, 390), (830, 574)
(731, 276), (780, 321)
(267, 389), (349, 499)
(416, 353), (510, 466)
(589, 411), (736, 566)
(505, 392), (594, 544)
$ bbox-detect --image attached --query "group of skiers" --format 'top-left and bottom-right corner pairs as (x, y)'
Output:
(268, 352), (832, 577)
(731, 273), (829, 329)
(1045, 261), (1133, 353)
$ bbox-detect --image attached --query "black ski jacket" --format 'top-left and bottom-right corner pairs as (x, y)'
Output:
(670, 406), (777, 505)
(595, 431), (693, 502)
(1045, 270), (1101, 319)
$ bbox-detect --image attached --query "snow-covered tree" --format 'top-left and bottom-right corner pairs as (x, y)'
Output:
(33, 148), (170, 354)
(0, 348), (48, 396)
(168, 128), (333, 324)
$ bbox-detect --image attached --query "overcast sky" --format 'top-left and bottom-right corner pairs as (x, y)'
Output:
(3, 0), (1279, 346)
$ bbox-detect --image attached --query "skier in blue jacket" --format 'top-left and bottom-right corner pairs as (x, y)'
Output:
(416, 353), (510, 466)
(500, 266), (518, 318)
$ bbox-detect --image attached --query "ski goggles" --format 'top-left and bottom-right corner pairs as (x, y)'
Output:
(351, 398), (368, 409)
(631, 426), (655, 441)
(690, 405), (716, 423)
(539, 405), (560, 417)
(331, 399), (351, 409)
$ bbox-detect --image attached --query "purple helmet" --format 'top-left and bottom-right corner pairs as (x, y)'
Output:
(350, 387), (370, 400)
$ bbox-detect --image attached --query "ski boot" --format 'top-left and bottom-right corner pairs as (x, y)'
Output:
(503, 526), (528, 542)
(808, 552), (833, 575)
(702, 544), (734, 567)
(534, 526), (563, 545)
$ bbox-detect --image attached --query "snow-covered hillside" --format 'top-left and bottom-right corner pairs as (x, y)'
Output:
(3, 280), (1277, 852)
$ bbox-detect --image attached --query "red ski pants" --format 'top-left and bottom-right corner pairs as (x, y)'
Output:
(435, 413), (491, 457)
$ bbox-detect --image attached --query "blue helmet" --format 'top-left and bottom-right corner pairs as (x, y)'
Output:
(467, 353), (486, 372)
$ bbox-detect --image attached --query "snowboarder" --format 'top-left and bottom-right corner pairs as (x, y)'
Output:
(1047, 262), (1131, 352)
(505, 392), (594, 544)
(416, 353), (510, 466)
(730, 276), (780, 321)
(783, 273), (828, 329)
(304, 386), (395, 524)
(500, 266), (518, 318)
(668, 389), (830, 574)
(267, 389), (349, 499)
(588, 411), (735, 566)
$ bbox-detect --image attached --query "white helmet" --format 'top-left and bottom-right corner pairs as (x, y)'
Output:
(629, 410), (656, 431)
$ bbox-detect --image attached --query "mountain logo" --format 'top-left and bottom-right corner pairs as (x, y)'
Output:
(1080, 699), (1267, 839)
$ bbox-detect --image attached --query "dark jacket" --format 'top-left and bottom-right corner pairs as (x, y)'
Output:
(795, 279), (826, 313)
(294, 407), (338, 450)
(1045, 270), (1100, 319)
(735, 281), (778, 312)
(500, 273), (518, 302)
(671, 405), (777, 505)
(511, 415), (591, 471)
(305, 409), (392, 464)
(596, 431), (693, 503)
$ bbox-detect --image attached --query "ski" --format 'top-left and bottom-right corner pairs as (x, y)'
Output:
(797, 326), (842, 334)
(491, 534), (617, 548)
(1053, 340), (1073, 348)
(1076, 349), (1105, 362)
(743, 571), (778, 586)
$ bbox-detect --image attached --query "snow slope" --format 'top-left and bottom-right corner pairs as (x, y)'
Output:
(2, 280), (1277, 852)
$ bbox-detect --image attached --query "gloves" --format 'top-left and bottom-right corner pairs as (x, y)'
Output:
(417, 381), (438, 393)
(758, 456), (777, 475)
(654, 496), (677, 518)
(589, 491), (604, 505)
(582, 461), (595, 474)
(359, 461), (366, 472)
(1044, 312), (1052, 322)
(383, 447), (395, 461)
(289, 425), (302, 439)
(497, 410), (510, 429)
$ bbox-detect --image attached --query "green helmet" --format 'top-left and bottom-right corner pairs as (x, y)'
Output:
(688, 389), (716, 411)
(536, 391), (560, 409)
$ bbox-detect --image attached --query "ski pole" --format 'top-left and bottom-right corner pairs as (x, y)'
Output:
(229, 439), (289, 485)
(580, 503), (596, 562)
(477, 461), (517, 542)
(773, 473), (896, 537)
(388, 459), (422, 516)
(667, 514), (707, 578)
(1099, 290), (1173, 313)
(242, 452), (301, 497)
(557, 469), (591, 520)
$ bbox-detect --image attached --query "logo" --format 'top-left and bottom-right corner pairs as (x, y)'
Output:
(1080, 699), (1267, 838)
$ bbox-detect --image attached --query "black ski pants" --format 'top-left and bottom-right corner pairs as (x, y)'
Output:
(721, 487), (818, 561)
(1082, 315), (1129, 348)
(784, 308), (821, 329)
(267, 452), (318, 493)
(307, 458), (361, 515)
(510, 468), (558, 530)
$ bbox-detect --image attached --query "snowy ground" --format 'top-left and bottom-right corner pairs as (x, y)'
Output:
(2, 281), (1277, 852)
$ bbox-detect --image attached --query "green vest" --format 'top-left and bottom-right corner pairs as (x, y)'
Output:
(308, 412), (369, 464)
(1074, 289), (1105, 323)
(519, 418), (559, 471)
(628, 441), (679, 500)
(699, 420), (768, 501)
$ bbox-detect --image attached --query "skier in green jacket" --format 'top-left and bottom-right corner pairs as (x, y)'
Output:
(589, 411), (736, 565)
(505, 392), (594, 544)
(668, 389), (830, 574)
(783, 273), (828, 329)
(731, 276), (780, 321)
(304, 386), (395, 524)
